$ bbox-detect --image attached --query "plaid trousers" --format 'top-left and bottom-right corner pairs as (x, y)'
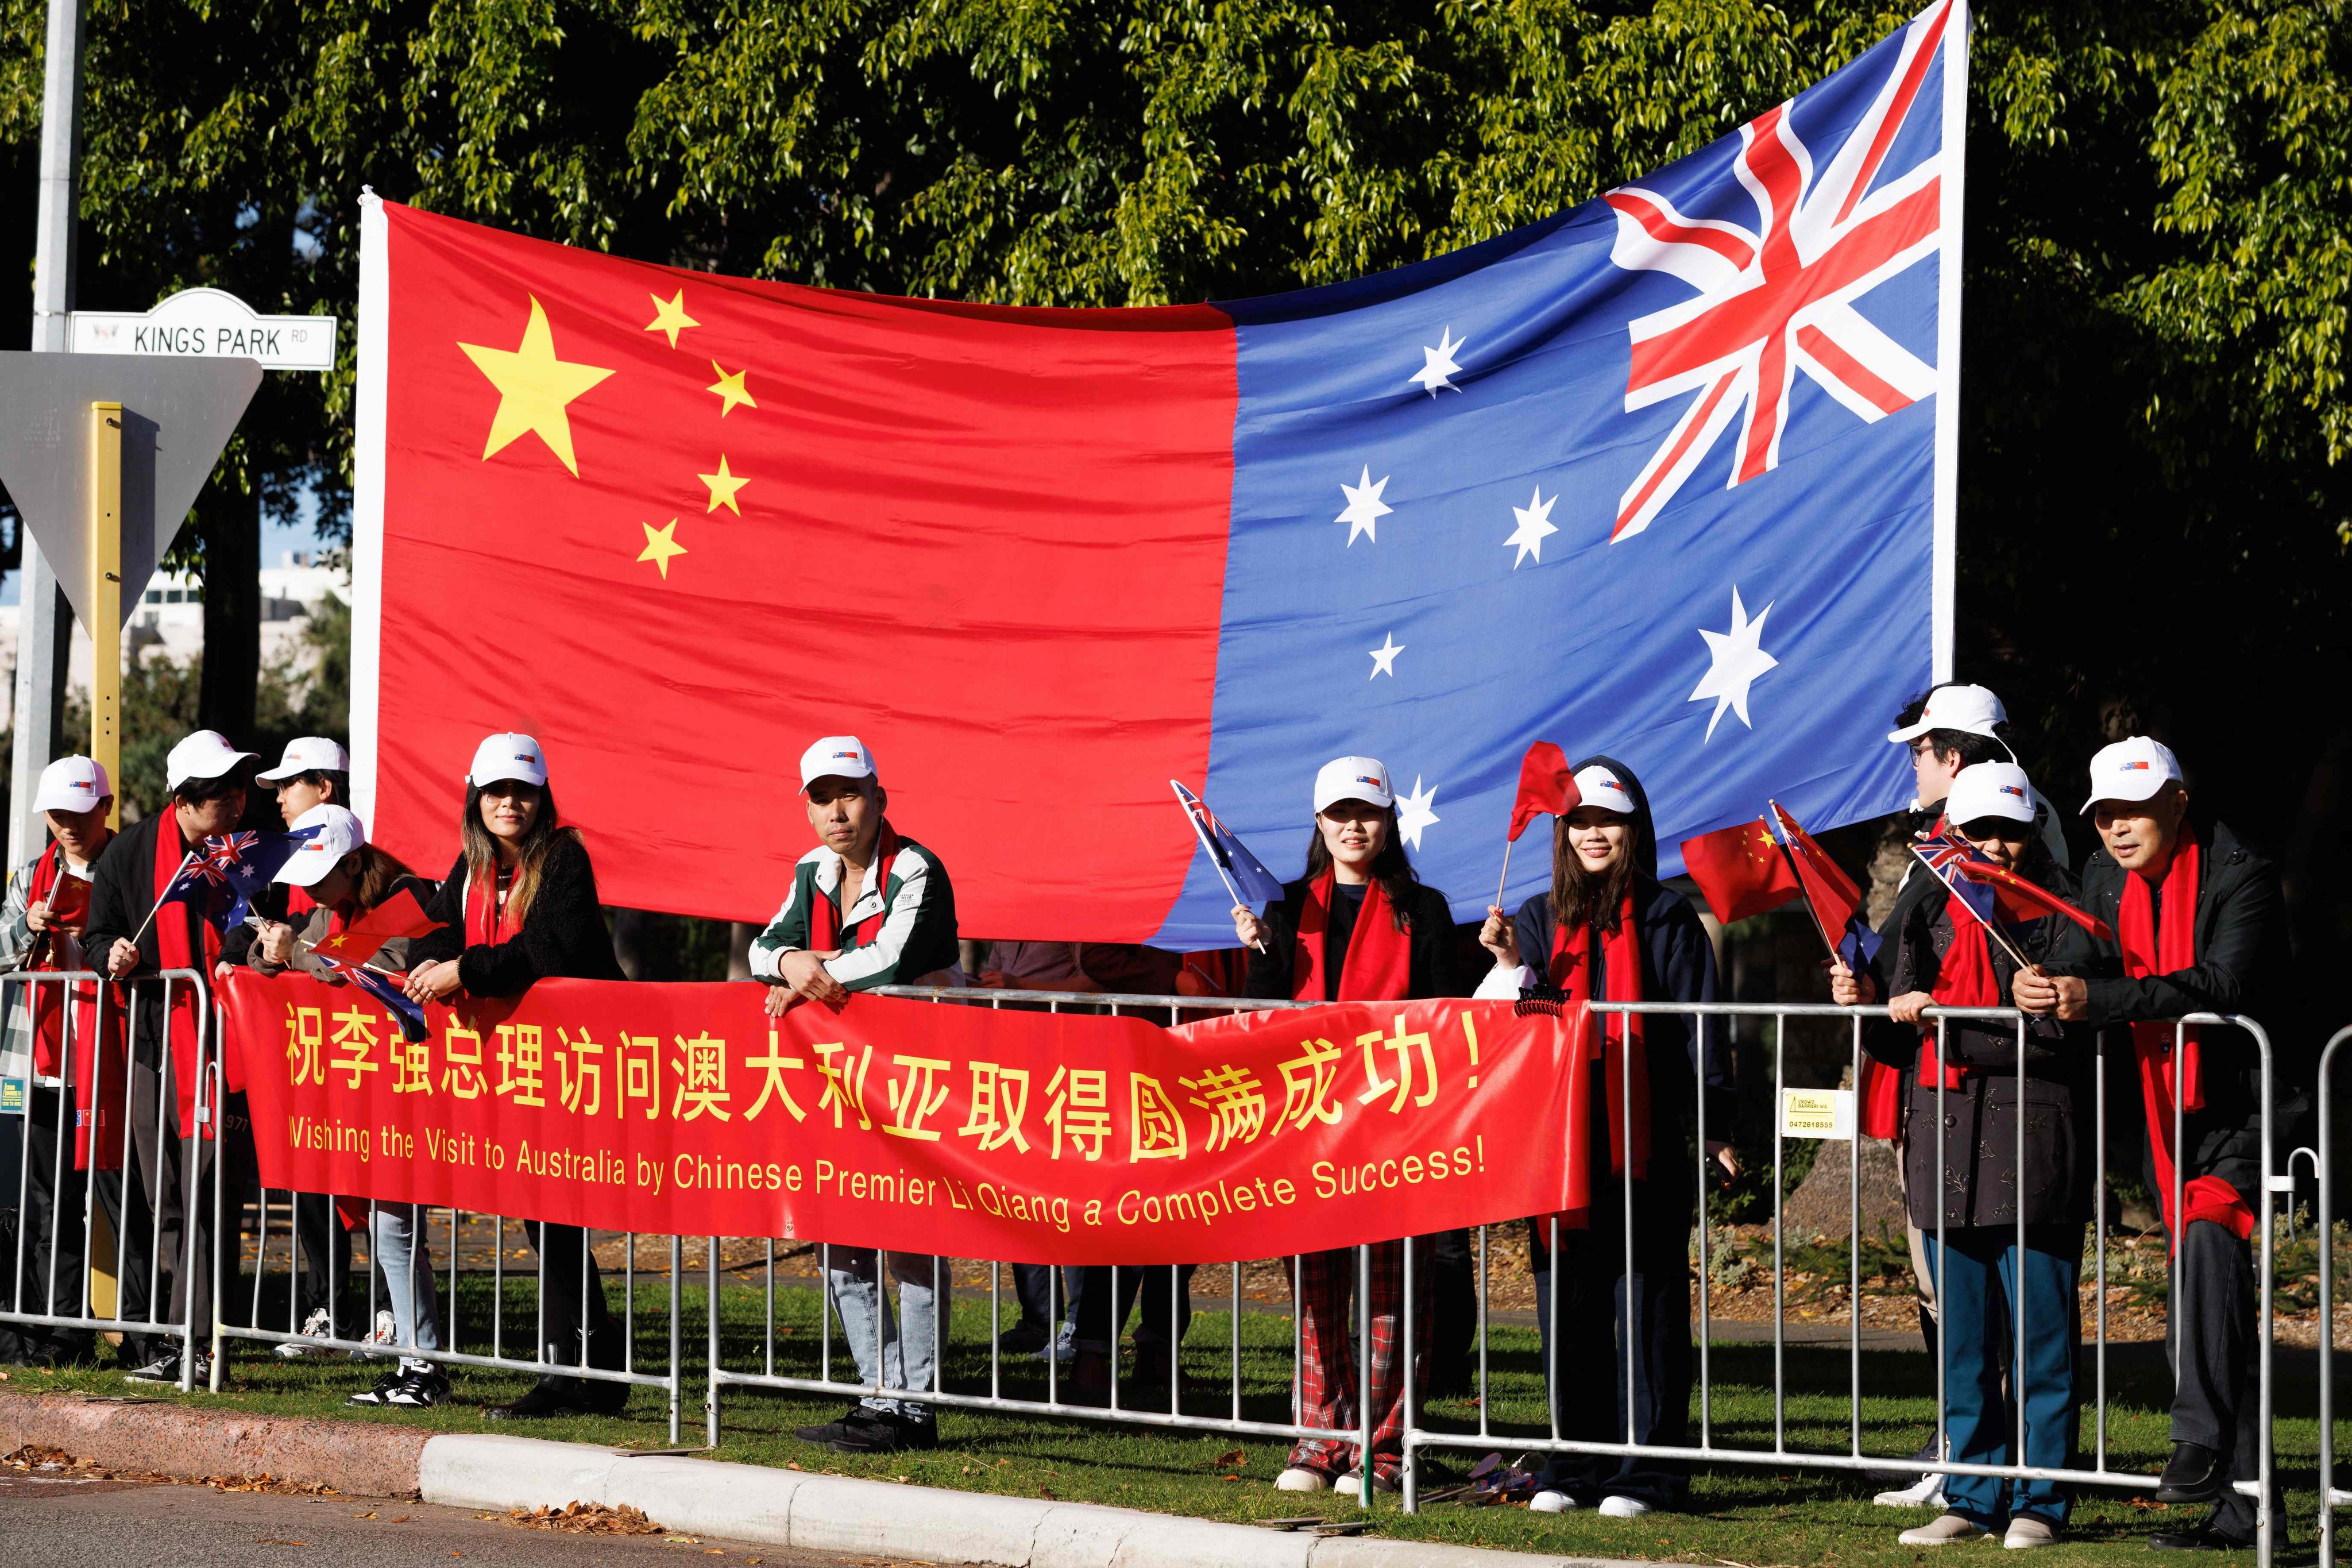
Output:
(1288, 1239), (1431, 1481)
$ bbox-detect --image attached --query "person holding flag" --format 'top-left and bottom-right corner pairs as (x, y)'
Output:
(0, 756), (117, 1366)
(2013, 739), (2299, 1552)
(82, 730), (259, 1384)
(750, 735), (961, 1456)
(1472, 756), (1729, 1519)
(1832, 762), (2095, 1548)
(1233, 756), (1461, 1500)
(403, 734), (629, 1420)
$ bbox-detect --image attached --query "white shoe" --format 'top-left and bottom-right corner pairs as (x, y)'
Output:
(1275, 1467), (1329, 1493)
(347, 1308), (397, 1361)
(1530, 1490), (1577, 1513)
(2003, 1518), (2059, 1550)
(1899, 1514), (1993, 1545)
(1330, 1474), (1367, 1503)
(275, 1306), (334, 1359)
(1598, 1496), (1652, 1519)
(1875, 1472), (1948, 1508)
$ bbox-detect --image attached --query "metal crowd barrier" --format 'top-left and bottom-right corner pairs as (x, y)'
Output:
(2312, 1025), (2352, 1566)
(0, 968), (210, 1392)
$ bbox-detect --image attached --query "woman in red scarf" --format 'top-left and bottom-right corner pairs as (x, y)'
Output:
(1473, 756), (1730, 1520)
(405, 734), (627, 1421)
(1236, 756), (1461, 1500)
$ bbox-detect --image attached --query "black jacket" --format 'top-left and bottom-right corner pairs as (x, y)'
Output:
(407, 835), (624, 995)
(84, 812), (217, 1067)
(2044, 818), (2303, 1187)
(1245, 878), (1463, 1002)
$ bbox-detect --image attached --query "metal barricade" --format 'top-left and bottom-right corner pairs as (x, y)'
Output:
(0, 968), (211, 1392)
(2312, 1024), (2352, 1565)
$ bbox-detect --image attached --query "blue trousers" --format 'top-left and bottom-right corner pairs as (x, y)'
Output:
(1923, 1223), (2081, 1527)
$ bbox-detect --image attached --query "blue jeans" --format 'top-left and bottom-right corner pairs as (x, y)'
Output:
(1923, 1224), (2080, 1527)
(371, 1205), (441, 1369)
(829, 1249), (939, 1420)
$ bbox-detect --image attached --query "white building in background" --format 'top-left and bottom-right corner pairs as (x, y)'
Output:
(0, 551), (348, 699)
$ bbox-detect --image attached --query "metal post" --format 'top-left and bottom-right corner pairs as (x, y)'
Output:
(86, 403), (120, 826)
(2319, 1029), (2350, 1568)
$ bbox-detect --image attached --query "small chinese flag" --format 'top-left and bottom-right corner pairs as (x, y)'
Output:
(1769, 802), (1867, 940)
(1680, 818), (1800, 925)
(1508, 742), (1579, 841)
(1952, 858), (2114, 941)
(310, 886), (442, 968)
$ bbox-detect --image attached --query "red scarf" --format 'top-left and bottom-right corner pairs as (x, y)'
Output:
(152, 817), (222, 1138)
(464, 862), (515, 947)
(1289, 868), (1410, 1003)
(1916, 912), (1999, 1089)
(22, 841), (123, 1171)
(809, 824), (903, 953)
(2118, 835), (2251, 1241)
(1544, 889), (1648, 1229)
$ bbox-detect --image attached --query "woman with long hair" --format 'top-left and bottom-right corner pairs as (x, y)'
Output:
(1474, 755), (1732, 1519)
(1237, 756), (1462, 1500)
(404, 734), (628, 1420)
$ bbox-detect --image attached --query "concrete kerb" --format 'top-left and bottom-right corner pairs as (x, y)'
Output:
(0, 1392), (1649, 1568)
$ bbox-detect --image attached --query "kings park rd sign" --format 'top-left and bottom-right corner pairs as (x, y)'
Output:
(68, 286), (338, 373)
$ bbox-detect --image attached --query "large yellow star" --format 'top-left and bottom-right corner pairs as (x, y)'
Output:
(707, 361), (757, 417)
(645, 288), (698, 349)
(636, 518), (688, 579)
(697, 454), (751, 515)
(457, 296), (615, 477)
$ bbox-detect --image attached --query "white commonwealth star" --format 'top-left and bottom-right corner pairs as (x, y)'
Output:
(1689, 586), (1781, 741)
(1395, 775), (1440, 850)
(1335, 466), (1394, 546)
(1504, 486), (1558, 568)
(1368, 632), (1404, 679)
(1411, 326), (1465, 396)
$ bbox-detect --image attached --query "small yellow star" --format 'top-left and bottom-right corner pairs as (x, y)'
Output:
(707, 361), (756, 417)
(636, 518), (688, 579)
(697, 454), (751, 515)
(457, 296), (615, 477)
(644, 288), (698, 349)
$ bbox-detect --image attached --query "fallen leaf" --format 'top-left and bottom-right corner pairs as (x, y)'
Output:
(1039, 1486), (1056, 1500)
(1212, 1447), (1246, 1469)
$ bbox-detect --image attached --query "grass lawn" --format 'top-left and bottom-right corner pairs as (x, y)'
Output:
(5, 1273), (2322, 1565)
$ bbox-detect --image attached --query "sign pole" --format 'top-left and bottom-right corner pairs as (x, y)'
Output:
(88, 401), (121, 829)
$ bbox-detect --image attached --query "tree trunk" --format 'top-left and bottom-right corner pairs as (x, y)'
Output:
(196, 484), (261, 741)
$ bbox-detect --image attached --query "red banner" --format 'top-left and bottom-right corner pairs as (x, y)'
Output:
(223, 974), (1576, 1265)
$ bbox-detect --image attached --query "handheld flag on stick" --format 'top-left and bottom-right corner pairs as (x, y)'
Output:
(310, 885), (443, 968)
(1498, 743), (1579, 907)
(1910, 838), (2033, 971)
(1767, 802), (1883, 972)
(1680, 817), (1800, 925)
(313, 953), (431, 1042)
(1171, 781), (1282, 951)
(1949, 858), (2113, 941)
(153, 829), (316, 933)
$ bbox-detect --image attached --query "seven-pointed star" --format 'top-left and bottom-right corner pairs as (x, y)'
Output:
(1411, 326), (1465, 396)
(1396, 775), (1440, 851)
(698, 454), (751, 515)
(1689, 586), (1780, 741)
(645, 289), (698, 349)
(1335, 466), (1393, 546)
(636, 518), (688, 580)
(1504, 486), (1558, 568)
(708, 361), (757, 417)
(457, 296), (615, 477)
(1368, 632), (1404, 679)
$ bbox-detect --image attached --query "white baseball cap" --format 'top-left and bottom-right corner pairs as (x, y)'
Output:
(799, 735), (876, 794)
(468, 732), (549, 790)
(33, 756), (111, 814)
(2080, 736), (2183, 814)
(273, 804), (365, 888)
(1945, 762), (2038, 827)
(165, 729), (257, 792)
(1312, 756), (1394, 814)
(1571, 764), (1637, 817)
(1887, 683), (2009, 746)
(256, 735), (351, 784)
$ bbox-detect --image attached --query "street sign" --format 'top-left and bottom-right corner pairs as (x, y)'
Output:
(67, 286), (338, 372)
(0, 352), (262, 632)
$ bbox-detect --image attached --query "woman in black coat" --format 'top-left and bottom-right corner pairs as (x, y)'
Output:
(1473, 754), (1731, 1517)
(404, 733), (627, 1421)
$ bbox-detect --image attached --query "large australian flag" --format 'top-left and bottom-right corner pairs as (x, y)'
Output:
(354, 2), (1960, 948)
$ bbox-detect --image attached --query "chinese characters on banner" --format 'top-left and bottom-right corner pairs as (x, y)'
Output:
(222, 974), (1579, 1265)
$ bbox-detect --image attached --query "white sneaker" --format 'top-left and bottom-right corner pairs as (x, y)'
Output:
(2003, 1518), (2058, 1550)
(1530, 1490), (1578, 1513)
(1598, 1495), (1652, 1519)
(274, 1307), (334, 1359)
(1275, 1467), (1329, 1493)
(1875, 1472), (1948, 1508)
(1899, 1514), (1992, 1545)
(347, 1308), (397, 1360)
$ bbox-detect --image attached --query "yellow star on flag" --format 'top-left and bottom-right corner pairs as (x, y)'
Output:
(697, 455), (751, 515)
(636, 518), (688, 579)
(645, 288), (698, 349)
(707, 361), (757, 417)
(457, 296), (615, 477)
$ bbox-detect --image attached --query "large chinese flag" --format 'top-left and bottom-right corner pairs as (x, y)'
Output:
(352, 2), (1960, 943)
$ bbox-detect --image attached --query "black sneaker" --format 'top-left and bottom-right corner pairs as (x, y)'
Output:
(794, 1404), (885, 1449)
(2148, 1521), (2256, 1552)
(2153, 1442), (2228, 1505)
(795, 1404), (936, 1454)
(995, 1319), (1051, 1357)
(384, 1366), (451, 1408)
(347, 1369), (405, 1407)
(125, 1349), (208, 1386)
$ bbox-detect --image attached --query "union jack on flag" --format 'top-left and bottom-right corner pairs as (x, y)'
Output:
(1169, 781), (1285, 906)
(165, 828), (315, 929)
